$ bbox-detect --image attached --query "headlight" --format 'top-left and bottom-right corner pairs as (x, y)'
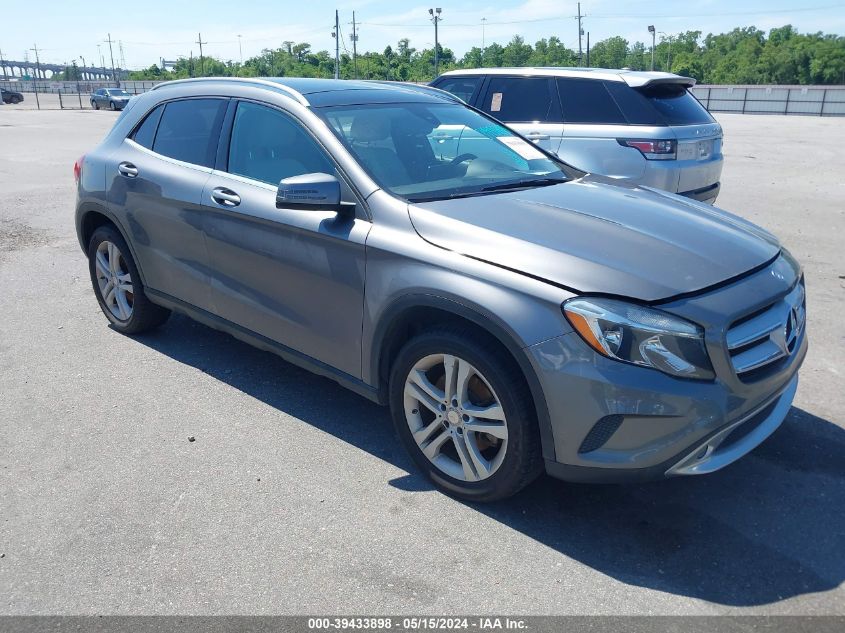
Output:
(562, 298), (714, 380)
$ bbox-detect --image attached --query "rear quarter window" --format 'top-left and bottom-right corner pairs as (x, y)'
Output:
(557, 78), (628, 125)
(131, 104), (164, 149)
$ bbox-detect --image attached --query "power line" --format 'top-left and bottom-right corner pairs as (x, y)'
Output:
(361, 4), (845, 28)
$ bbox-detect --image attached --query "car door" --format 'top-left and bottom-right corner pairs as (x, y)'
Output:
(107, 97), (227, 311)
(477, 76), (564, 154)
(201, 100), (370, 378)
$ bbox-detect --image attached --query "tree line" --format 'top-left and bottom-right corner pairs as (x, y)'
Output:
(122, 25), (845, 85)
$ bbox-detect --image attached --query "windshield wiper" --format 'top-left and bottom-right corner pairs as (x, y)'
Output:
(407, 177), (569, 203)
(480, 177), (568, 193)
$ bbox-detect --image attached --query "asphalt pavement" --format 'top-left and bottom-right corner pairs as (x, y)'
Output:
(0, 107), (843, 615)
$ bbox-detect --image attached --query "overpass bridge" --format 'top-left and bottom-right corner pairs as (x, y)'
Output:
(0, 59), (126, 81)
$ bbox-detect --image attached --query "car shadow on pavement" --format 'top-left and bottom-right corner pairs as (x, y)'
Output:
(134, 313), (845, 608)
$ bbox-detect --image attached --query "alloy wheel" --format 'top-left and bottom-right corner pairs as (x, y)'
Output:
(94, 240), (134, 320)
(403, 353), (508, 482)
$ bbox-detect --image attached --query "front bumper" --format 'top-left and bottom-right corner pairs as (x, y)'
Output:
(528, 255), (806, 483)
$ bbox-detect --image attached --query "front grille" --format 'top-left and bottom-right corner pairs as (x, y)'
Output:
(726, 281), (805, 380)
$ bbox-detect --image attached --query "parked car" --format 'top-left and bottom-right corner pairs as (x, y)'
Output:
(1, 87), (24, 104)
(74, 78), (805, 501)
(90, 88), (131, 111)
(431, 68), (724, 204)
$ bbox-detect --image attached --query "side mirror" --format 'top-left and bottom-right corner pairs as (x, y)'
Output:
(276, 172), (346, 213)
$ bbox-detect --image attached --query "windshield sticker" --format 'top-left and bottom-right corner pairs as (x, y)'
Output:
(490, 92), (503, 112)
(497, 136), (546, 160)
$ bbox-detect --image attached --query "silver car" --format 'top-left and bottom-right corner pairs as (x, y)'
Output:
(431, 67), (723, 204)
(75, 78), (804, 501)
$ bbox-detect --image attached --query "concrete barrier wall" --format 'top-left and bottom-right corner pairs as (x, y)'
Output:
(691, 85), (845, 116)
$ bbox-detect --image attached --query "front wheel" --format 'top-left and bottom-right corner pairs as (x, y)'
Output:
(92, 101), (99, 110)
(109, 101), (116, 111)
(87, 225), (170, 334)
(389, 326), (542, 501)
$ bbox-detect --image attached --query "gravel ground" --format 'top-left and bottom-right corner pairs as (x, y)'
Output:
(0, 108), (843, 615)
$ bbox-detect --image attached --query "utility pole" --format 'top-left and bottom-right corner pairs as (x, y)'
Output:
(647, 25), (656, 71)
(350, 11), (359, 79)
(119, 40), (126, 73)
(79, 56), (87, 81)
(0, 48), (6, 81)
(576, 2), (585, 66)
(237, 34), (243, 64)
(97, 44), (104, 74)
(105, 33), (117, 83)
(332, 10), (339, 79)
(428, 7), (442, 78)
(29, 44), (41, 109)
(481, 17), (486, 58)
(196, 33), (207, 76)
(586, 32), (590, 67)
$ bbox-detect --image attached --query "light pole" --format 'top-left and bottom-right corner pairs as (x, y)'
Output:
(79, 56), (86, 80)
(481, 17), (486, 60)
(647, 25), (655, 71)
(428, 8), (442, 78)
(237, 34), (243, 64)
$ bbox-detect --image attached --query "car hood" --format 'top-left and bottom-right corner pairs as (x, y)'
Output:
(408, 176), (781, 302)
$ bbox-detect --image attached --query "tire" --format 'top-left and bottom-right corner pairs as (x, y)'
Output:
(92, 101), (99, 110)
(389, 325), (542, 502)
(109, 101), (116, 111)
(87, 225), (170, 334)
(13, 96), (22, 104)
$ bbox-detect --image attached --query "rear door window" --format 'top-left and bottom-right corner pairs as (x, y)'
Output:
(635, 84), (714, 125)
(152, 98), (227, 167)
(432, 76), (483, 104)
(480, 77), (562, 123)
(131, 105), (164, 149)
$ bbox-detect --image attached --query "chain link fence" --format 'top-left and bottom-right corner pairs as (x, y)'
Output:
(4, 79), (845, 116)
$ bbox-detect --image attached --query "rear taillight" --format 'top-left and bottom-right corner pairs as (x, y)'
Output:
(618, 139), (676, 161)
(73, 155), (84, 184)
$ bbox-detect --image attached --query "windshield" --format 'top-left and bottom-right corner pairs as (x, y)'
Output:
(316, 102), (571, 202)
(110, 90), (129, 96)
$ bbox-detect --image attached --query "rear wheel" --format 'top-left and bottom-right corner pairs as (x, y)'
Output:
(389, 326), (542, 501)
(87, 225), (170, 334)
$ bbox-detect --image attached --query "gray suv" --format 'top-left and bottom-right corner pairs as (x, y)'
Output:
(75, 78), (805, 501)
(431, 68), (724, 203)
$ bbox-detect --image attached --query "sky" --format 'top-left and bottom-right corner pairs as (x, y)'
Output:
(2, 0), (845, 70)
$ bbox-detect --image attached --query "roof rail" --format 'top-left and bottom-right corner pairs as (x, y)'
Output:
(150, 77), (309, 106)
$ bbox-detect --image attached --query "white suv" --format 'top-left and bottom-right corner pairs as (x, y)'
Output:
(431, 67), (723, 203)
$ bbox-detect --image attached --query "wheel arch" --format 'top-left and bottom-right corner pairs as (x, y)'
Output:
(370, 293), (557, 462)
(77, 203), (148, 286)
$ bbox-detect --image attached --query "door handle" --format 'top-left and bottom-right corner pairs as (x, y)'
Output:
(524, 132), (550, 141)
(117, 162), (138, 177)
(211, 187), (241, 207)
